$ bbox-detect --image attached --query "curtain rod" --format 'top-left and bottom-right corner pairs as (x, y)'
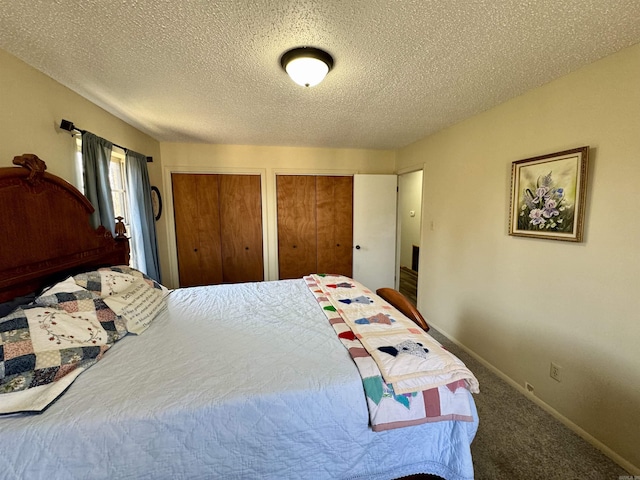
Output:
(60, 119), (153, 162)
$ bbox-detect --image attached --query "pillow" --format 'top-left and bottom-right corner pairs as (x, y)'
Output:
(39, 276), (85, 296)
(0, 293), (36, 317)
(74, 266), (168, 298)
(101, 266), (167, 290)
(103, 279), (166, 335)
(0, 305), (111, 414)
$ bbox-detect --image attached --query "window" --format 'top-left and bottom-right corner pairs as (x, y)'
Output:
(109, 150), (134, 266)
(76, 138), (134, 267)
(109, 150), (130, 230)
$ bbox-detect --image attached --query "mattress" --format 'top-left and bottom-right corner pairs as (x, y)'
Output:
(0, 279), (477, 480)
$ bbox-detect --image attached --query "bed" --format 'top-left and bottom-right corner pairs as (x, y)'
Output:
(0, 154), (479, 480)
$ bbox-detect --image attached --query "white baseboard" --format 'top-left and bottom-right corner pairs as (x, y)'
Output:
(431, 322), (640, 476)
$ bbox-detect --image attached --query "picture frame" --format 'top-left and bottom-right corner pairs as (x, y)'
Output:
(509, 146), (588, 242)
(151, 186), (162, 221)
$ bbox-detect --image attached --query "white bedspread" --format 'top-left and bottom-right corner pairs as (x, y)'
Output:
(0, 279), (477, 480)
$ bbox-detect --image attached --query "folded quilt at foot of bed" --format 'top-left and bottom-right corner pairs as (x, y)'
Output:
(305, 274), (478, 432)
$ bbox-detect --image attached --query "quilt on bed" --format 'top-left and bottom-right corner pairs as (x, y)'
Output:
(305, 274), (478, 432)
(0, 267), (166, 414)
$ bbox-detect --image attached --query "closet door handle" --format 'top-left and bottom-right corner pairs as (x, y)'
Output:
(336, 243), (340, 247)
(292, 245), (297, 248)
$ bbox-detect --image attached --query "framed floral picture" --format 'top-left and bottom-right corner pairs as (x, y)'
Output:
(509, 146), (589, 242)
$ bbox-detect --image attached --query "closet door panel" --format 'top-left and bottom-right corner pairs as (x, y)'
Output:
(172, 173), (223, 287)
(173, 174), (201, 286)
(219, 174), (264, 283)
(316, 176), (353, 277)
(196, 175), (224, 286)
(277, 175), (317, 279)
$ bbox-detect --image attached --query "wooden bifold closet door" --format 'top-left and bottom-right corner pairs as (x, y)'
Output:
(277, 175), (353, 280)
(276, 175), (317, 280)
(172, 173), (264, 287)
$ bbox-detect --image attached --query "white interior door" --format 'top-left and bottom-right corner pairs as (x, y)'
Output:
(352, 174), (397, 291)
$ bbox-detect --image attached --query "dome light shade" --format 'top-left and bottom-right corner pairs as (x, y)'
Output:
(285, 57), (329, 87)
(280, 47), (334, 87)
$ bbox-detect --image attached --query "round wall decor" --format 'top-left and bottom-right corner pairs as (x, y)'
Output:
(151, 186), (162, 221)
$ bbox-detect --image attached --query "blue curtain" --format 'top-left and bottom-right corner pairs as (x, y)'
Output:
(126, 150), (161, 282)
(82, 132), (115, 235)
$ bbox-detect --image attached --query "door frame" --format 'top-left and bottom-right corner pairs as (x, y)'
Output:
(395, 166), (425, 297)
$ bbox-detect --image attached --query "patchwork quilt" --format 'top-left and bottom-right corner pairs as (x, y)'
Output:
(305, 274), (479, 431)
(0, 299), (114, 413)
(0, 267), (167, 414)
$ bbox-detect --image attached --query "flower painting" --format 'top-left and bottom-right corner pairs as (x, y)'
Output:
(509, 147), (588, 242)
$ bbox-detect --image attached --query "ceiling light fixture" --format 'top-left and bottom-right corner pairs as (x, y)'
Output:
(280, 47), (334, 87)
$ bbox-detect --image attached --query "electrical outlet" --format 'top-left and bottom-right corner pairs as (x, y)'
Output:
(550, 362), (562, 382)
(525, 382), (534, 394)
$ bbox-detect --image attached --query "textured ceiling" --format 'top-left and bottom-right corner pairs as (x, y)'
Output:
(1, 1), (639, 150)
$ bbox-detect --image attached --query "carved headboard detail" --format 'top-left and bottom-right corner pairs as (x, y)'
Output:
(0, 154), (130, 303)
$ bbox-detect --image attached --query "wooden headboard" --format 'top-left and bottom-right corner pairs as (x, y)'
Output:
(0, 154), (130, 303)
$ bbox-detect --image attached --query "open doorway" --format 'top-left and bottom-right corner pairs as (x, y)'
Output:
(396, 170), (423, 305)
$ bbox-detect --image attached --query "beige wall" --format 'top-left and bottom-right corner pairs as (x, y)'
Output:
(158, 142), (396, 287)
(398, 43), (640, 472)
(0, 49), (161, 188)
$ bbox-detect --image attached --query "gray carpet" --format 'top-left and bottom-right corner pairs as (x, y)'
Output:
(428, 328), (630, 480)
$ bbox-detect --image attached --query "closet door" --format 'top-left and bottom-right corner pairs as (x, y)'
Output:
(277, 175), (317, 279)
(316, 176), (353, 276)
(172, 173), (223, 287)
(219, 174), (264, 283)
